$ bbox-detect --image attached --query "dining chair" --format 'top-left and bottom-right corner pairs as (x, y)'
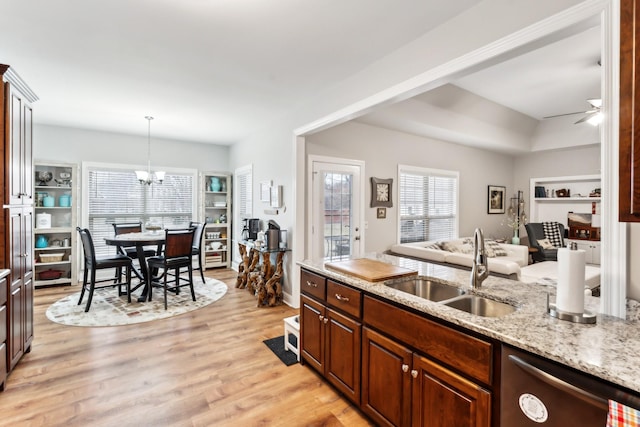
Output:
(112, 222), (158, 281)
(112, 222), (159, 257)
(147, 228), (196, 310)
(189, 221), (206, 283)
(76, 227), (134, 312)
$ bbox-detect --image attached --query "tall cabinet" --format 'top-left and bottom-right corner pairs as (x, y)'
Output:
(33, 162), (77, 287)
(200, 172), (231, 268)
(1, 64), (38, 376)
(620, 0), (640, 222)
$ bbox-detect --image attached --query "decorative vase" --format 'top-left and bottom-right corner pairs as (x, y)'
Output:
(511, 235), (520, 245)
(210, 177), (221, 192)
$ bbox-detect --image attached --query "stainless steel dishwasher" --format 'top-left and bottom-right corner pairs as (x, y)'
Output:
(501, 344), (640, 426)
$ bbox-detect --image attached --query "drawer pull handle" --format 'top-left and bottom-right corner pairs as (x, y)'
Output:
(335, 294), (350, 302)
(402, 364), (409, 373)
(411, 369), (418, 378)
(306, 280), (318, 288)
(323, 318), (328, 324)
(319, 315), (324, 321)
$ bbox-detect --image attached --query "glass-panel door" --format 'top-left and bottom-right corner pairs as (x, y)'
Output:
(311, 160), (362, 261)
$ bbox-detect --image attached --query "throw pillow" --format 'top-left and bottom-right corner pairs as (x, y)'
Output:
(485, 240), (508, 257)
(537, 238), (554, 249)
(424, 243), (441, 250)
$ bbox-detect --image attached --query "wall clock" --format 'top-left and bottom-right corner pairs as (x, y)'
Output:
(370, 177), (393, 208)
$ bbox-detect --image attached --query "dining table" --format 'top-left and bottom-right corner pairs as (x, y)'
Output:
(104, 231), (165, 302)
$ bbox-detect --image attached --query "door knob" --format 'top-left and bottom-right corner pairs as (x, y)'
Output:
(402, 364), (409, 372)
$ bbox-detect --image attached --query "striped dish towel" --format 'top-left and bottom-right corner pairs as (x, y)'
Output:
(607, 400), (640, 427)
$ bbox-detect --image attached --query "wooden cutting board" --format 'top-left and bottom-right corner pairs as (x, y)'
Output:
(325, 258), (418, 282)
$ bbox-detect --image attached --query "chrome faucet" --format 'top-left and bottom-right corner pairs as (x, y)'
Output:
(470, 228), (489, 289)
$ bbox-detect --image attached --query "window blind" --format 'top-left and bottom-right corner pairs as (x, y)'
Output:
(235, 165), (253, 218)
(399, 167), (458, 243)
(87, 167), (194, 258)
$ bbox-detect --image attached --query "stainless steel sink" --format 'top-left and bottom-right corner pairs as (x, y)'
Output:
(442, 295), (516, 317)
(385, 277), (465, 302)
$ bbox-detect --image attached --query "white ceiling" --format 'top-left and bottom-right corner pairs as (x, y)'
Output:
(0, 0), (482, 145)
(357, 24), (602, 152)
(453, 25), (602, 120)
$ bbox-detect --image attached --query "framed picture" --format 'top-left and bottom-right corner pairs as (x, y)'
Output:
(376, 207), (387, 219)
(371, 177), (393, 208)
(270, 185), (283, 208)
(260, 181), (272, 202)
(488, 185), (506, 214)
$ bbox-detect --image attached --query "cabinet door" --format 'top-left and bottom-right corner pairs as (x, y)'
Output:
(6, 87), (33, 206)
(23, 208), (33, 351)
(362, 327), (412, 427)
(325, 308), (361, 404)
(22, 102), (33, 204)
(620, 0), (640, 221)
(300, 295), (325, 372)
(411, 354), (491, 427)
(8, 284), (23, 369)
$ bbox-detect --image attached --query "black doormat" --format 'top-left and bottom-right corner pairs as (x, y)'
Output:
(263, 335), (298, 366)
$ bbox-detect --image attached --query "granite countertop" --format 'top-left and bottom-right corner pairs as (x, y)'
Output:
(298, 253), (640, 394)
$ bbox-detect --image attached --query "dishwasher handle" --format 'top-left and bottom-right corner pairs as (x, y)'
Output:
(508, 354), (609, 411)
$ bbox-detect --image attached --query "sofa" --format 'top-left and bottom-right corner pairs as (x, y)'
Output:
(389, 238), (529, 278)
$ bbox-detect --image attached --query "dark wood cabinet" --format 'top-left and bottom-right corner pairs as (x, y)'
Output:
(1, 64), (37, 382)
(0, 273), (8, 391)
(300, 271), (362, 405)
(412, 354), (491, 427)
(620, 0), (640, 221)
(300, 268), (496, 427)
(362, 327), (412, 427)
(7, 207), (33, 371)
(362, 314), (492, 427)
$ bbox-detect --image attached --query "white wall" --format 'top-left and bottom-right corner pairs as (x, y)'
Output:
(512, 144), (601, 207)
(35, 124), (230, 172)
(306, 121), (515, 251)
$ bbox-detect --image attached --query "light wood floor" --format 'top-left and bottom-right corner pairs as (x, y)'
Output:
(1, 269), (373, 427)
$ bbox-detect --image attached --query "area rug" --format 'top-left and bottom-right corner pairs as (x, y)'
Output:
(263, 335), (299, 366)
(46, 277), (228, 327)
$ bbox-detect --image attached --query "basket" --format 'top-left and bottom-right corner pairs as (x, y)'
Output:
(38, 269), (63, 280)
(39, 253), (64, 263)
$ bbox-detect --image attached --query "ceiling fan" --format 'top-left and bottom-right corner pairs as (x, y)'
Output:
(543, 98), (602, 125)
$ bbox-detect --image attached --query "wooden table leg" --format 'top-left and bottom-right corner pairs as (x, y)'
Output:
(264, 251), (284, 307)
(236, 243), (248, 288)
(246, 249), (261, 293)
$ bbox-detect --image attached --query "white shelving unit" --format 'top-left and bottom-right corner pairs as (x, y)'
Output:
(200, 172), (231, 268)
(530, 174), (601, 265)
(529, 174), (601, 226)
(33, 162), (78, 287)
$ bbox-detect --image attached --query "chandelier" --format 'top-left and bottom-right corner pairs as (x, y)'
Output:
(135, 116), (165, 185)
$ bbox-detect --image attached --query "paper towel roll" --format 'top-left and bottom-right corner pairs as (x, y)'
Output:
(556, 248), (586, 314)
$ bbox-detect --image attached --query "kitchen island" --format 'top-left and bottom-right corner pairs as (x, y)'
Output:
(298, 253), (640, 426)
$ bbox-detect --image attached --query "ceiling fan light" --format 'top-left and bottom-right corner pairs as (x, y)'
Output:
(587, 98), (602, 108)
(587, 112), (603, 126)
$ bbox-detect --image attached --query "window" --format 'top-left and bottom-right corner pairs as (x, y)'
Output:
(234, 164), (253, 231)
(84, 163), (196, 258)
(398, 165), (458, 243)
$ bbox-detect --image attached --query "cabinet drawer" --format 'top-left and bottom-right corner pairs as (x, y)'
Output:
(0, 278), (6, 306)
(327, 280), (361, 318)
(363, 296), (493, 385)
(0, 305), (5, 343)
(300, 269), (326, 301)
